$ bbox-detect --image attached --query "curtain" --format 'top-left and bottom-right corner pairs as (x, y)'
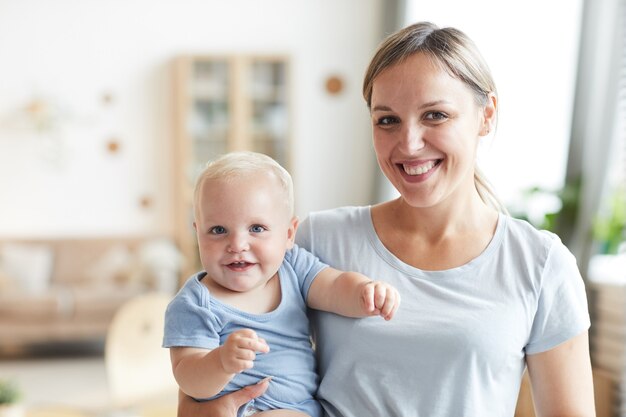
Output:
(561, 0), (625, 275)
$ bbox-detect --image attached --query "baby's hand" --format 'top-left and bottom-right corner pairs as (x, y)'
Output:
(219, 329), (269, 374)
(360, 281), (400, 321)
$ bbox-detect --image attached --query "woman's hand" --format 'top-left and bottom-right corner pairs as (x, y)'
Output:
(177, 377), (270, 417)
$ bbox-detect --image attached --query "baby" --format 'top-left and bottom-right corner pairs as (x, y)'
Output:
(163, 151), (400, 417)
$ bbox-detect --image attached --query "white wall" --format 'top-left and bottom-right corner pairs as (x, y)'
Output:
(0, 0), (383, 237)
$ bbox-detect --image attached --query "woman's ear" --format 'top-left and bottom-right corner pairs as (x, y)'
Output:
(480, 93), (497, 136)
(286, 216), (299, 248)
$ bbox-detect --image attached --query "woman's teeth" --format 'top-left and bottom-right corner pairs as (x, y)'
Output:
(403, 160), (436, 175)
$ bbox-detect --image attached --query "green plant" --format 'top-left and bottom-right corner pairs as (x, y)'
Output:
(593, 186), (626, 254)
(513, 177), (581, 239)
(0, 380), (20, 405)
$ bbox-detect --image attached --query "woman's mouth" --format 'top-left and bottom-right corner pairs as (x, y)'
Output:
(400, 159), (442, 176)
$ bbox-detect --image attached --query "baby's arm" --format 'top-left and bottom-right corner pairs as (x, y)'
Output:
(170, 329), (269, 399)
(306, 268), (400, 320)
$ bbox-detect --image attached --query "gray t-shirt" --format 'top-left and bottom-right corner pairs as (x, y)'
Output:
(163, 245), (327, 417)
(296, 206), (590, 417)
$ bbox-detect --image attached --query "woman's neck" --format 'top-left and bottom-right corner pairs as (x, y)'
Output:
(390, 191), (495, 238)
(371, 192), (499, 270)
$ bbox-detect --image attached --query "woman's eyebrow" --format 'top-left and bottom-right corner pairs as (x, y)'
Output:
(371, 105), (393, 112)
(419, 99), (450, 109)
(372, 100), (451, 113)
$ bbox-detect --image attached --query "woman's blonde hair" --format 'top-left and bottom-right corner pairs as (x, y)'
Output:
(363, 21), (507, 213)
(193, 151), (294, 217)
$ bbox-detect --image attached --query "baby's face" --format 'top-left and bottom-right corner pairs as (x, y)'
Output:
(194, 172), (296, 293)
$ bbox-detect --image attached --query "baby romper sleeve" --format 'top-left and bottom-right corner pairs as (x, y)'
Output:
(162, 277), (221, 349)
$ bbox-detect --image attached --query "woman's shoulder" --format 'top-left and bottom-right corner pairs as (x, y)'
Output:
(305, 205), (369, 226)
(502, 214), (570, 261)
(296, 206), (371, 253)
(504, 215), (560, 242)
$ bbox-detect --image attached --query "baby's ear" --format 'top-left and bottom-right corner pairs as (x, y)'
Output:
(286, 216), (299, 248)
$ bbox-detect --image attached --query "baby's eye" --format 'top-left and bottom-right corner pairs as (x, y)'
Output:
(424, 111), (448, 121)
(209, 226), (226, 235)
(250, 225), (266, 233)
(375, 115), (399, 126)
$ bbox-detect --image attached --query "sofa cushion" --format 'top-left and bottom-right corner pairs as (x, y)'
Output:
(52, 239), (147, 285)
(0, 288), (70, 322)
(72, 286), (145, 320)
(0, 243), (53, 294)
(0, 285), (144, 322)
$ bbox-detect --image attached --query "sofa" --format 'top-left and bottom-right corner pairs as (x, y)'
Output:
(0, 237), (182, 350)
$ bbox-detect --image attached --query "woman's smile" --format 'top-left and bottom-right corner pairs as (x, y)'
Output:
(393, 159), (442, 185)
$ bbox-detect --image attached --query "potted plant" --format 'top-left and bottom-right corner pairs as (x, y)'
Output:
(0, 379), (23, 417)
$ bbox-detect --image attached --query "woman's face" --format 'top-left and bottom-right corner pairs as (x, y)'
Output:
(370, 52), (494, 209)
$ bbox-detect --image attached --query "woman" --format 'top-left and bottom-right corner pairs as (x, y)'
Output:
(179, 21), (595, 416)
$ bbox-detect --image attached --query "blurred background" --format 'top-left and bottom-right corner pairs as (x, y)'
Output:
(0, 0), (624, 416)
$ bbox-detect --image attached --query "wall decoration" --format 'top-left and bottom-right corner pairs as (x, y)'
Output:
(101, 91), (115, 106)
(106, 139), (121, 154)
(139, 196), (153, 210)
(325, 75), (344, 95)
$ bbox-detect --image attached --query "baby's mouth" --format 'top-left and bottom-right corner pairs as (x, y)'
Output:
(227, 261), (253, 270)
(401, 159), (441, 176)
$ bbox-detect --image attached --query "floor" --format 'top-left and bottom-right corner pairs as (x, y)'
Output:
(0, 343), (177, 416)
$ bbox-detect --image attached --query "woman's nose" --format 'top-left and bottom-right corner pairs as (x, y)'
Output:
(399, 125), (425, 153)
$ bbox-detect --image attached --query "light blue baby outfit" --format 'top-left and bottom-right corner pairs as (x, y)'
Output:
(163, 244), (326, 417)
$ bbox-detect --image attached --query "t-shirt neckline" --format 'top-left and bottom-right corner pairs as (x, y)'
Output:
(361, 206), (507, 279)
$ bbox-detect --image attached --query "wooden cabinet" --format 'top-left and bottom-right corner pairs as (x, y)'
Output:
(172, 55), (290, 281)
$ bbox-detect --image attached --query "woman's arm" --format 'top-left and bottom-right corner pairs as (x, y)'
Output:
(306, 267), (400, 320)
(526, 330), (595, 416)
(177, 378), (270, 417)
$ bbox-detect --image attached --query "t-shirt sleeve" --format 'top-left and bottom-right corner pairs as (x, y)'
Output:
(162, 279), (221, 349)
(525, 240), (591, 354)
(284, 244), (328, 301)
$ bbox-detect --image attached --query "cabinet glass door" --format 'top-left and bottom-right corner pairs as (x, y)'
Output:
(189, 60), (230, 177)
(248, 60), (289, 169)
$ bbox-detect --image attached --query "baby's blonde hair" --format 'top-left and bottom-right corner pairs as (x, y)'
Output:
(193, 151), (294, 219)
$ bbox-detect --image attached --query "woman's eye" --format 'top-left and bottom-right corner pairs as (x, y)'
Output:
(424, 111), (448, 121)
(250, 225), (265, 233)
(209, 226), (226, 235)
(375, 116), (399, 126)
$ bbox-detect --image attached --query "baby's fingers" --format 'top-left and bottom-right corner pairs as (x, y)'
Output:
(232, 329), (270, 353)
(361, 282), (378, 314)
(374, 284), (401, 320)
(221, 330), (270, 374)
